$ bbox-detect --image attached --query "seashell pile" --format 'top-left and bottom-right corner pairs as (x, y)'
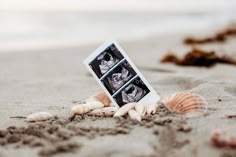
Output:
(12, 91), (207, 123)
(71, 91), (119, 117)
(70, 91), (159, 121)
(161, 92), (207, 117)
(69, 91), (208, 121)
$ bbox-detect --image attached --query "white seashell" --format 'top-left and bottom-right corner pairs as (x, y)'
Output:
(86, 101), (104, 109)
(88, 107), (119, 117)
(86, 91), (111, 107)
(71, 105), (90, 115)
(113, 103), (136, 117)
(128, 110), (142, 122)
(146, 103), (158, 115)
(134, 103), (146, 116)
(26, 112), (54, 122)
(161, 92), (207, 117)
(71, 101), (104, 115)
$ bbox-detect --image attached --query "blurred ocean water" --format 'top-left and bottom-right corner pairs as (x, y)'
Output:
(0, 0), (236, 52)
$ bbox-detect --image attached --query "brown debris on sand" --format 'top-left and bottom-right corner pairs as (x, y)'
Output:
(161, 48), (236, 67)
(38, 142), (80, 156)
(184, 26), (236, 45)
(225, 115), (236, 119)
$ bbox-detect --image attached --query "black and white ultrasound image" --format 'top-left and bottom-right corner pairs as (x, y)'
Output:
(101, 60), (136, 94)
(113, 77), (150, 106)
(89, 44), (124, 78)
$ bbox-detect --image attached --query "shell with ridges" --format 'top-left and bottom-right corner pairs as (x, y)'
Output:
(128, 109), (142, 122)
(88, 107), (119, 117)
(86, 91), (111, 107)
(71, 101), (104, 115)
(134, 103), (146, 116)
(113, 103), (136, 117)
(161, 92), (207, 117)
(26, 112), (54, 122)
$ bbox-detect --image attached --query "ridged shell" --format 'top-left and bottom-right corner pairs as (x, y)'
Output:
(161, 92), (207, 117)
(86, 91), (111, 107)
(134, 103), (146, 116)
(71, 101), (104, 115)
(113, 103), (136, 117)
(146, 103), (158, 115)
(88, 107), (119, 117)
(26, 112), (54, 122)
(128, 109), (142, 122)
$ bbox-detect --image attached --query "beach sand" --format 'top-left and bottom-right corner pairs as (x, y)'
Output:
(0, 32), (236, 157)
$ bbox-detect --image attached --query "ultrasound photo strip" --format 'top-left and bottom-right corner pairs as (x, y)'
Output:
(84, 41), (160, 107)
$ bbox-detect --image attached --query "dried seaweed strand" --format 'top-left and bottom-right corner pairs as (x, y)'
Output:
(184, 26), (236, 45)
(161, 48), (236, 67)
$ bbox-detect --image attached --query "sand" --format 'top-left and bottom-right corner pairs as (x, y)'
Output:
(1, 31), (236, 157)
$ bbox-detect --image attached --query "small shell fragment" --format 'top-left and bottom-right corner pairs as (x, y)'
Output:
(71, 101), (104, 115)
(71, 105), (90, 115)
(128, 109), (142, 122)
(134, 103), (146, 116)
(88, 107), (119, 117)
(210, 130), (236, 148)
(86, 91), (111, 107)
(113, 103), (136, 117)
(26, 112), (54, 122)
(146, 103), (158, 115)
(161, 92), (207, 117)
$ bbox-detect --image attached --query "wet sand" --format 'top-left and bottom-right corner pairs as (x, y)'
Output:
(0, 31), (236, 157)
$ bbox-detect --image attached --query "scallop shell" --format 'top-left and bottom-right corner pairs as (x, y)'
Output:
(146, 103), (158, 115)
(113, 103), (136, 117)
(88, 107), (119, 117)
(128, 109), (142, 122)
(71, 101), (104, 115)
(161, 92), (207, 117)
(86, 91), (111, 107)
(26, 112), (54, 122)
(134, 103), (146, 116)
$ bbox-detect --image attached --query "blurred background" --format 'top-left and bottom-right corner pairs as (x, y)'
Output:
(0, 0), (236, 52)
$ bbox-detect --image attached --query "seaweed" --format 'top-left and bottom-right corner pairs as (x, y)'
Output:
(184, 26), (236, 45)
(161, 48), (236, 67)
